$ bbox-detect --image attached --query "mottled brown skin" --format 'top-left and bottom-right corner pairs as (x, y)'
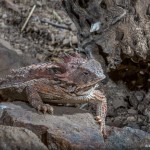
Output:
(0, 53), (107, 136)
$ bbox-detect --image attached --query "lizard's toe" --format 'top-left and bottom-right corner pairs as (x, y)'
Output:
(95, 116), (102, 124)
(37, 104), (53, 114)
(95, 116), (107, 139)
(46, 104), (54, 114)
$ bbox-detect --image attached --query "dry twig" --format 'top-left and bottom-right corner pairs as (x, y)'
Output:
(40, 18), (71, 31)
(21, 5), (36, 32)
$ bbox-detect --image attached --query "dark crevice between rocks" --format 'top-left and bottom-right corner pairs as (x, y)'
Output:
(97, 44), (109, 65)
(124, 96), (132, 108)
(41, 132), (48, 147)
(78, 0), (89, 9)
(100, 1), (107, 10)
(108, 58), (150, 91)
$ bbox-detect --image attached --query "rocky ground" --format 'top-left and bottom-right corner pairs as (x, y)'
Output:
(0, 0), (150, 149)
(0, 102), (150, 150)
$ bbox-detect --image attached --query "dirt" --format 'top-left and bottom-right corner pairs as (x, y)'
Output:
(0, 0), (77, 63)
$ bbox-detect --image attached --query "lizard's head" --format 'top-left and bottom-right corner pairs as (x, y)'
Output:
(56, 53), (105, 94)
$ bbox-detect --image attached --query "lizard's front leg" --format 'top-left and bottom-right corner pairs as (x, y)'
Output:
(26, 85), (53, 114)
(93, 90), (107, 137)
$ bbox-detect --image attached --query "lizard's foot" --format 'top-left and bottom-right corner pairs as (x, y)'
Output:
(37, 104), (53, 114)
(95, 116), (107, 139)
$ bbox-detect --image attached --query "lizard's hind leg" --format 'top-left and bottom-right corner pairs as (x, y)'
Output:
(93, 90), (107, 137)
(26, 85), (53, 114)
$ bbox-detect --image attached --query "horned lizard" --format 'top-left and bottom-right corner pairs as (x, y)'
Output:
(0, 53), (107, 136)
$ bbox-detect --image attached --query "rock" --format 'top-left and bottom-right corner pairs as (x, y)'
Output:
(70, 23), (77, 32)
(36, 1), (42, 7)
(63, 38), (70, 46)
(47, 115), (103, 150)
(104, 81), (129, 108)
(137, 115), (147, 124)
(71, 36), (78, 45)
(134, 91), (145, 102)
(144, 106), (150, 122)
(127, 116), (136, 122)
(143, 91), (150, 105)
(147, 125), (150, 133)
(129, 92), (139, 108)
(127, 108), (137, 115)
(36, 53), (45, 61)
(0, 125), (48, 150)
(116, 107), (127, 115)
(137, 104), (145, 113)
(113, 99), (127, 109)
(0, 22), (7, 28)
(55, 32), (66, 43)
(0, 102), (150, 149)
(2, 14), (7, 19)
(0, 102), (104, 150)
(103, 126), (150, 150)
(141, 126), (147, 131)
(107, 105), (116, 117)
(113, 116), (126, 127)
(106, 117), (114, 126)
(127, 122), (140, 129)
(0, 40), (37, 77)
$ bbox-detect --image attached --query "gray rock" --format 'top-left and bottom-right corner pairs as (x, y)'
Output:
(126, 116), (137, 122)
(0, 40), (37, 77)
(0, 102), (104, 150)
(70, 23), (77, 31)
(55, 33), (66, 43)
(127, 108), (137, 115)
(129, 92), (139, 108)
(138, 104), (145, 113)
(137, 115), (147, 125)
(71, 36), (78, 45)
(127, 122), (140, 129)
(103, 127), (150, 150)
(116, 107), (127, 115)
(2, 14), (7, 19)
(63, 38), (70, 46)
(113, 99), (127, 109)
(0, 125), (48, 150)
(104, 81), (129, 109)
(107, 106), (116, 117)
(144, 106), (150, 122)
(0, 102), (150, 150)
(134, 91), (145, 102)
(113, 116), (126, 127)
(143, 91), (150, 105)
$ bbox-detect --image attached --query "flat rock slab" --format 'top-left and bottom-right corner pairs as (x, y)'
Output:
(0, 102), (104, 150)
(0, 102), (150, 150)
(0, 125), (48, 150)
